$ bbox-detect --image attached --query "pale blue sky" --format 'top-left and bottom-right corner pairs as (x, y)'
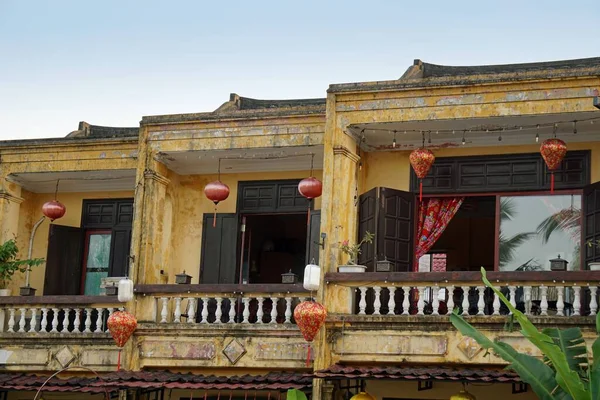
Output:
(0, 0), (598, 139)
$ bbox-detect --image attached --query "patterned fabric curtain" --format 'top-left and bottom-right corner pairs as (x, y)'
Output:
(414, 197), (465, 271)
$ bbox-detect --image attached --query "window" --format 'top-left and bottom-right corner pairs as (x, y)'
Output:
(82, 231), (112, 295)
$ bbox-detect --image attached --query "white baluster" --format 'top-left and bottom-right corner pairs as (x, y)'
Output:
(401, 287), (410, 315)
(523, 286), (532, 315)
(461, 286), (470, 316)
(40, 308), (48, 333)
(73, 308), (81, 332)
(540, 286), (549, 316)
(492, 289), (500, 316)
(416, 286), (425, 315)
(160, 298), (169, 323)
(476, 286), (485, 315)
(387, 287), (396, 315)
(201, 297), (210, 324)
(256, 297), (264, 323)
(174, 298), (182, 323)
(187, 298), (196, 324)
(590, 286), (598, 315)
(50, 308), (60, 333)
(215, 297), (223, 323)
(228, 297), (236, 323)
(431, 286), (440, 315)
(29, 308), (38, 333)
(94, 308), (104, 333)
(446, 286), (455, 315)
(108, 308), (114, 318)
(284, 297), (292, 323)
(270, 297), (278, 323)
(556, 286), (565, 316)
(573, 286), (581, 316)
(84, 308), (92, 332)
(18, 308), (26, 333)
(373, 287), (382, 315)
(358, 287), (367, 315)
(7, 309), (15, 333)
(508, 286), (517, 314)
(242, 297), (250, 324)
(63, 309), (72, 332)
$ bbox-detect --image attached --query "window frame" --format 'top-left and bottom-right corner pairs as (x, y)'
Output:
(422, 189), (583, 271)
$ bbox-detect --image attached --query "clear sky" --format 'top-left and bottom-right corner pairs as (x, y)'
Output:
(0, 0), (598, 140)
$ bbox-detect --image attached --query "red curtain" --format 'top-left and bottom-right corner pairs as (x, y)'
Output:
(414, 197), (464, 271)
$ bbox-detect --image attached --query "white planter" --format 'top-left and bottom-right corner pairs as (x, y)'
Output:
(589, 262), (600, 271)
(338, 265), (367, 273)
(0, 289), (12, 296)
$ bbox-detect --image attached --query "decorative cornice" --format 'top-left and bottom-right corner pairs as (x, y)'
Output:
(333, 146), (360, 163)
(143, 170), (170, 186)
(0, 192), (24, 204)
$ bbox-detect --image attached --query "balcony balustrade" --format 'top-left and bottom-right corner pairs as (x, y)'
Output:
(134, 283), (310, 325)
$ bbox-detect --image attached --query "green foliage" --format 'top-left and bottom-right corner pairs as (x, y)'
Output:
(0, 239), (44, 289)
(449, 267), (600, 400)
(339, 231), (374, 265)
(286, 389), (308, 400)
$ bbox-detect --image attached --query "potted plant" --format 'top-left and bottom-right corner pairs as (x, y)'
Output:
(338, 231), (374, 273)
(0, 239), (44, 296)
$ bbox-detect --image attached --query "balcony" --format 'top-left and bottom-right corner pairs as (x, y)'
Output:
(0, 296), (122, 372)
(324, 270), (600, 366)
(133, 284), (313, 369)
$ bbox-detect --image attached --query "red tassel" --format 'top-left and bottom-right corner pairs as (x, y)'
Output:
(117, 349), (121, 371)
(306, 343), (311, 367)
(551, 172), (555, 193)
(419, 180), (423, 202)
(213, 206), (217, 228)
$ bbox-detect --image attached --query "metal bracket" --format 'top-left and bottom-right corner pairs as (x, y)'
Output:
(418, 380), (433, 391)
(512, 382), (528, 394)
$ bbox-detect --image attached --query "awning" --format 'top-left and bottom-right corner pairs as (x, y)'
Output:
(315, 364), (521, 383)
(0, 370), (313, 392)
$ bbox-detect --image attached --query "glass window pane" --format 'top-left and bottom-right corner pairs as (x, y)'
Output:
(84, 233), (111, 295)
(499, 195), (581, 271)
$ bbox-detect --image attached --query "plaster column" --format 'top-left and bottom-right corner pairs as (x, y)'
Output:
(0, 187), (24, 243)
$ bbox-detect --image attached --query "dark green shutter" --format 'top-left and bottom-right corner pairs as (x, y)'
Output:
(200, 213), (238, 284)
(306, 210), (321, 265)
(44, 224), (83, 295)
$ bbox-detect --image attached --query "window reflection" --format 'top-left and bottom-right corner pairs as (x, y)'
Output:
(499, 194), (581, 271)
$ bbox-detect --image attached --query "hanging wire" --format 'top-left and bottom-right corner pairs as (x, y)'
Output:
(392, 130), (397, 148)
(310, 153), (315, 176)
(553, 123), (558, 138)
(421, 131), (425, 148)
(427, 130), (432, 144)
(54, 179), (60, 199)
(217, 158), (222, 181)
(461, 130), (466, 145)
(573, 120), (578, 134)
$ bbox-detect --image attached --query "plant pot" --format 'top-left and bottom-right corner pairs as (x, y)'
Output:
(19, 286), (36, 296)
(105, 286), (118, 296)
(338, 264), (367, 273)
(0, 289), (11, 296)
(589, 262), (600, 271)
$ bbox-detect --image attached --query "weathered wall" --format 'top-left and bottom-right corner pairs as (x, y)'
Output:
(9, 190), (134, 293)
(161, 170), (323, 284)
(362, 141), (600, 192)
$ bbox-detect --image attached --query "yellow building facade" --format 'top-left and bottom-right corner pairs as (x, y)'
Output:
(0, 58), (599, 400)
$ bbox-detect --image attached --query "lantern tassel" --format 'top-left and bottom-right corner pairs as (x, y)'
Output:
(551, 172), (555, 193)
(117, 349), (121, 371)
(306, 343), (311, 367)
(419, 180), (423, 202)
(213, 205), (217, 228)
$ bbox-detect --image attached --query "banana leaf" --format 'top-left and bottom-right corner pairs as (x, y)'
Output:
(286, 389), (308, 400)
(542, 327), (588, 373)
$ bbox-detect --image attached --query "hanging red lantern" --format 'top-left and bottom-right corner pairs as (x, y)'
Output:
(42, 200), (66, 221)
(540, 138), (567, 193)
(204, 181), (230, 228)
(107, 310), (137, 371)
(409, 147), (435, 201)
(294, 300), (327, 366)
(298, 177), (322, 200)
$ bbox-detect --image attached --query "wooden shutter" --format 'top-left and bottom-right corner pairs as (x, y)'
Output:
(109, 228), (131, 277)
(378, 188), (415, 272)
(44, 224), (83, 295)
(583, 181), (600, 266)
(358, 187), (415, 272)
(306, 210), (321, 264)
(200, 213), (238, 284)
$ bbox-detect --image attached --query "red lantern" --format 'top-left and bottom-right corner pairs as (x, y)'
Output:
(409, 148), (435, 201)
(294, 300), (327, 366)
(540, 138), (567, 193)
(42, 200), (66, 221)
(298, 177), (322, 225)
(107, 310), (137, 371)
(204, 181), (230, 227)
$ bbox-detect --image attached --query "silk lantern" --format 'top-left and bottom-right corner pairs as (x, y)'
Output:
(298, 176), (322, 225)
(409, 147), (435, 201)
(204, 181), (230, 227)
(540, 138), (567, 193)
(42, 200), (66, 221)
(294, 300), (327, 366)
(107, 310), (137, 370)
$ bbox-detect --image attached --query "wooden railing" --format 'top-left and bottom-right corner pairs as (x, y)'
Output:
(324, 271), (600, 317)
(134, 284), (310, 325)
(0, 296), (122, 333)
